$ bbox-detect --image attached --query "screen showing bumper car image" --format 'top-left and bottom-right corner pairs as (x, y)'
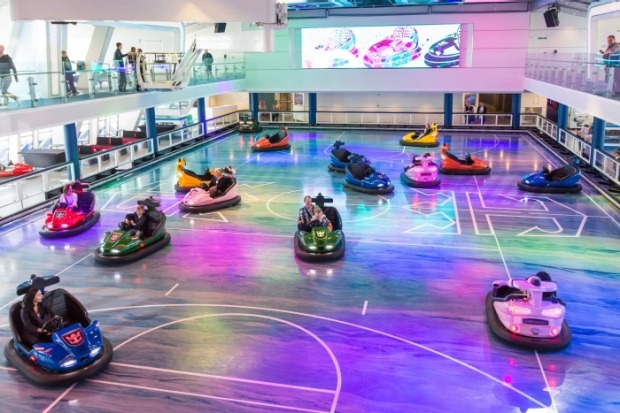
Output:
(301, 24), (461, 69)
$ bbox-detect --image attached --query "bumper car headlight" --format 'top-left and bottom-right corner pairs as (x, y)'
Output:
(110, 248), (121, 254)
(325, 245), (334, 250)
(542, 307), (564, 318)
(90, 346), (102, 357)
(524, 180), (530, 184)
(61, 359), (77, 368)
(308, 245), (317, 251)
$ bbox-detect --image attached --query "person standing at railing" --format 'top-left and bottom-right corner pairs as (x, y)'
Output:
(0, 44), (18, 102)
(477, 102), (487, 124)
(599, 35), (619, 86)
(202, 50), (214, 80)
(137, 48), (147, 91)
(61, 50), (79, 96)
(113, 42), (128, 92)
(272, 99), (281, 122)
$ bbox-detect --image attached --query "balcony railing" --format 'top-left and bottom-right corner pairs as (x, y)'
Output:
(525, 52), (619, 98)
(0, 60), (245, 112)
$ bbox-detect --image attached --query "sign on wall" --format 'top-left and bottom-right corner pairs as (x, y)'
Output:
(302, 24), (461, 69)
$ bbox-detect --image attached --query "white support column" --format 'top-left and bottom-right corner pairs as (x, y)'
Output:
(77, 26), (114, 90)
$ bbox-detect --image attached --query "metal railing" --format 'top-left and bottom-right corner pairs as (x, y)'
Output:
(520, 113), (620, 188)
(525, 52), (618, 98)
(0, 162), (74, 219)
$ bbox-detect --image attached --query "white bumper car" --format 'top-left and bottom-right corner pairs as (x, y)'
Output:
(486, 272), (571, 350)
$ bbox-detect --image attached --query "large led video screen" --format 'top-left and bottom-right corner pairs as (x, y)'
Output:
(302, 24), (461, 69)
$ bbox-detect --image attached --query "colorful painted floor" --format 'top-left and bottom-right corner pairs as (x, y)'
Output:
(1, 129), (619, 413)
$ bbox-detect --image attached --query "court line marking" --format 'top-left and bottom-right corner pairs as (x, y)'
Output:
(534, 350), (559, 413)
(99, 192), (118, 211)
(582, 193), (620, 230)
(362, 301), (368, 315)
(321, 132), (347, 156)
(485, 214), (513, 281)
(0, 252), (94, 313)
(0, 366), (15, 371)
(85, 303), (549, 409)
(0, 214), (45, 237)
(165, 227), (497, 251)
(86, 379), (330, 413)
(43, 383), (77, 413)
(110, 362), (336, 394)
(110, 312), (341, 413)
(164, 283), (179, 296)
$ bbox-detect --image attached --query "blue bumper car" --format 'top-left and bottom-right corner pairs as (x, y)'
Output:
(4, 275), (113, 386)
(343, 156), (394, 194)
(328, 140), (366, 173)
(518, 163), (582, 194)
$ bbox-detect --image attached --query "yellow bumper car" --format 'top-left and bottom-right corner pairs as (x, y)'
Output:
(400, 124), (439, 147)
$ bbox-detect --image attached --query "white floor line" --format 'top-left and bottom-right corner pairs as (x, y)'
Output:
(99, 192), (119, 211)
(110, 362), (335, 394)
(0, 366), (16, 371)
(0, 297), (20, 312)
(86, 379), (330, 413)
(0, 215), (44, 237)
(55, 253), (94, 276)
(534, 350), (559, 413)
(42, 383), (77, 413)
(362, 301), (368, 315)
(486, 214), (513, 281)
(164, 283), (179, 296)
(88, 303), (549, 409)
(583, 193), (620, 229)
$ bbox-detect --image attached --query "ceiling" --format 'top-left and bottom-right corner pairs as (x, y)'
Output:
(284, 0), (600, 16)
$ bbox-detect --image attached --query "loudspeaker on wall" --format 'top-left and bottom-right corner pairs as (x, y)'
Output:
(544, 9), (559, 28)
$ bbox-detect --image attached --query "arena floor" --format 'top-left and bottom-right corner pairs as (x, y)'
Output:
(1, 128), (619, 413)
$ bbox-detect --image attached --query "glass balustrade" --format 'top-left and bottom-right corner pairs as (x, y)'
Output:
(0, 60), (245, 112)
(526, 52), (619, 98)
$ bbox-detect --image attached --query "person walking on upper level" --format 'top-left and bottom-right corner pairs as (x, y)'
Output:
(113, 42), (128, 92)
(61, 50), (79, 96)
(0, 45), (19, 101)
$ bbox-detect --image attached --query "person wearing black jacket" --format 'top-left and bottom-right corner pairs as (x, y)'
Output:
(0, 44), (18, 100)
(113, 42), (128, 92)
(208, 168), (234, 198)
(20, 287), (54, 347)
(122, 204), (147, 239)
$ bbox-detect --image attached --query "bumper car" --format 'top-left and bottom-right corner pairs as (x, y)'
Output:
(180, 174), (241, 213)
(518, 161), (582, 194)
(251, 127), (290, 152)
(0, 161), (34, 178)
(400, 124), (439, 147)
(94, 196), (171, 264)
(4, 274), (113, 386)
(238, 113), (262, 133)
(175, 158), (214, 193)
(304, 28), (360, 69)
(363, 26), (422, 68)
(39, 182), (101, 238)
(400, 153), (441, 188)
(175, 159), (233, 193)
(439, 143), (491, 175)
(294, 193), (345, 262)
(328, 140), (366, 173)
(424, 29), (461, 68)
(486, 271), (571, 351)
(344, 155), (394, 194)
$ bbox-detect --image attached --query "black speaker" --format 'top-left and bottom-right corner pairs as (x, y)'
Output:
(544, 9), (559, 28)
(214, 23), (227, 33)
